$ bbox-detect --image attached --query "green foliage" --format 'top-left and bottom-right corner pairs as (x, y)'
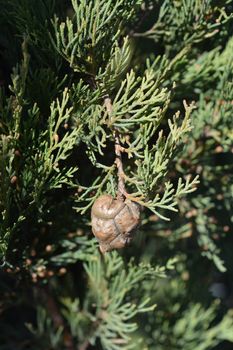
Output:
(139, 257), (233, 350)
(0, 44), (80, 258)
(0, 1), (233, 350)
(136, 0), (232, 53)
(172, 27), (233, 271)
(28, 249), (177, 350)
(51, 0), (142, 74)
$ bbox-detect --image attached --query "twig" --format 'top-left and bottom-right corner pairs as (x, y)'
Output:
(79, 318), (101, 350)
(38, 285), (75, 350)
(104, 96), (127, 200)
(79, 338), (90, 350)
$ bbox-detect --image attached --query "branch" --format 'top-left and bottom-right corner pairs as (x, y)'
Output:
(104, 96), (127, 200)
(38, 285), (75, 350)
(79, 318), (101, 350)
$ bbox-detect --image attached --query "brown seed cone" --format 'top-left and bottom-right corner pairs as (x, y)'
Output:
(91, 194), (140, 253)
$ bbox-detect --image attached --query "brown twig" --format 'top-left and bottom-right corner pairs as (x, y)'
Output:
(37, 285), (75, 350)
(79, 339), (90, 350)
(79, 317), (101, 350)
(104, 96), (127, 201)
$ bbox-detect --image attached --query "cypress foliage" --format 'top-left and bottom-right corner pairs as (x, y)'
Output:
(0, 1), (233, 349)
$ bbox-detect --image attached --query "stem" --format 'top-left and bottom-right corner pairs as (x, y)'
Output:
(114, 130), (126, 200)
(104, 96), (127, 200)
(79, 339), (90, 350)
(37, 285), (75, 350)
(79, 318), (101, 350)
